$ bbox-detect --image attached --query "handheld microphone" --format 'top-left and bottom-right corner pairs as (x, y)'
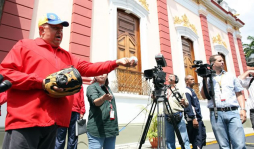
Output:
(0, 74), (12, 93)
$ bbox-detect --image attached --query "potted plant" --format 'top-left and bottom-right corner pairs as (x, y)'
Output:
(147, 114), (158, 148)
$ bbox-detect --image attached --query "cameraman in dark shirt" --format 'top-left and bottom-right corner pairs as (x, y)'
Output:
(184, 75), (206, 149)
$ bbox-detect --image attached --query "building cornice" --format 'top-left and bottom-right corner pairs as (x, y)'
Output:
(201, 0), (244, 28)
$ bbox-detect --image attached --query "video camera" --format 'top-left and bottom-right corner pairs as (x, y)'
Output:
(144, 54), (167, 90)
(192, 60), (215, 77)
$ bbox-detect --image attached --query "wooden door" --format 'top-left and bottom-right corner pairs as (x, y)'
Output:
(182, 37), (203, 99)
(117, 9), (141, 93)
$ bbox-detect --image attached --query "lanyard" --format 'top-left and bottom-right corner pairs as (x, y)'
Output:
(109, 100), (115, 120)
(215, 74), (224, 93)
(109, 101), (113, 110)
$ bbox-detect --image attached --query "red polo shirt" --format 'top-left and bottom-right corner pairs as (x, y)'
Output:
(72, 86), (85, 115)
(0, 38), (118, 130)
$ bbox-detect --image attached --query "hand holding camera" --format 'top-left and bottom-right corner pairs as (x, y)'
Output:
(192, 60), (215, 78)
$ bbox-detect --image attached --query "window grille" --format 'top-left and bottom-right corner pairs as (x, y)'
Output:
(111, 68), (152, 95)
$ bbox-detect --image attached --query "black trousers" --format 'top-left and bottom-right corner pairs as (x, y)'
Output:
(186, 120), (206, 149)
(250, 109), (254, 129)
(2, 125), (58, 149)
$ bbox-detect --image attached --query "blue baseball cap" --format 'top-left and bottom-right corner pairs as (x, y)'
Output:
(38, 13), (69, 27)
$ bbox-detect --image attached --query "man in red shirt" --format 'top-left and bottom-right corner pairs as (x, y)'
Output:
(0, 13), (136, 149)
(0, 92), (7, 116)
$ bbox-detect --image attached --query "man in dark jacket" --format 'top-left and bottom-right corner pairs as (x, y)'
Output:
(184, 75), (206, 149)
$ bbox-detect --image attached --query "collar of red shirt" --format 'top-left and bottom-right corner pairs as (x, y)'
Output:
(35, 38), (63, 51)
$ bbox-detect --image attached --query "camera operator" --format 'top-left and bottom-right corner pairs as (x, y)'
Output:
(239, 69), (254, 130)
(200, 54), (246, 149)
(164, 74), (190, 149)
(184, 75), (206, 149)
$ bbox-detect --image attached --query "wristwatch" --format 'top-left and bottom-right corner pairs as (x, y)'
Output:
(240, 108), (247, 112)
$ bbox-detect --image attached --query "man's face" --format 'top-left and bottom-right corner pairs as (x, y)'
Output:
(186, 76), (195, 87)
(40, 24), (63, 47)
(168, 74), (176, 84)
(213, 56), (224, 71)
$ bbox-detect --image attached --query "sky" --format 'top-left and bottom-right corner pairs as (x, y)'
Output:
(224, 0), (254, 44)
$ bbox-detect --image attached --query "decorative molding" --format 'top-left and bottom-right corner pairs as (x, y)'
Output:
(110, 0), (149, 17)
(212, 34), (227, 49)
(174, 14), (197, 34)
(198, 4), (208, 16)
(235, 31), (242, 39)
(199, 9), (208, 16)
(214, 44), (229, 55)
(236, 34), (242, 39)
(227, 28), (234, 34)
(138, 0), (149, 11)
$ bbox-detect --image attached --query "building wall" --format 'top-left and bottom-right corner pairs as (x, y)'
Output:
(0, 0), (250, 147)
(208, 22), (235, 74)
(234, 33), (244, 75)
(69, 0), (92, 62)
(0, 0), (34, 62)
(29, 0), (73, 51)
(90, 0), (111, 62)
(168, 0), (206, 88)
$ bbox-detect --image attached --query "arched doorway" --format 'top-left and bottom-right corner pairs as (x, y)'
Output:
(116, 9), (142, 94)
(182, 37), (203, 99)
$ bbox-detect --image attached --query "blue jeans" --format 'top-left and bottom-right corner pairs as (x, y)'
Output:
(55, 112), (80, 149)
(87, 132), (116, 149)
(210, 110), (246, 149)
(165, 115), (191, 149)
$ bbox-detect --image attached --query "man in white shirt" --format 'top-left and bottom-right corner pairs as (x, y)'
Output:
(239, 69), (254, 130)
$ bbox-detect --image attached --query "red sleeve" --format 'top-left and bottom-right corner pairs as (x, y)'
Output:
(71, 55), (118, 77)
(79, 86), (85, 114)
(0, 41), (43, 90)
(0, 92), (7, 106)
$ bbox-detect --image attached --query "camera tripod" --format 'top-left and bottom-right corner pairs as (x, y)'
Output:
(138, 86), (185, 149)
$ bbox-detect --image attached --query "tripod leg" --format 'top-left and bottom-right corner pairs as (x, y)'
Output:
(157, 102), (166, 149)
(139, 100), (157, 149)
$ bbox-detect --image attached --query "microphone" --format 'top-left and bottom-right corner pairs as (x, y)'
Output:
(0, 74), (12, 93)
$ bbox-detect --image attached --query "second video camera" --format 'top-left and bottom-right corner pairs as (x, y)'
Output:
(192, 60), (215, 77)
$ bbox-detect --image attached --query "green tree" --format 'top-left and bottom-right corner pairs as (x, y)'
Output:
(243, 36), (254, 58)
